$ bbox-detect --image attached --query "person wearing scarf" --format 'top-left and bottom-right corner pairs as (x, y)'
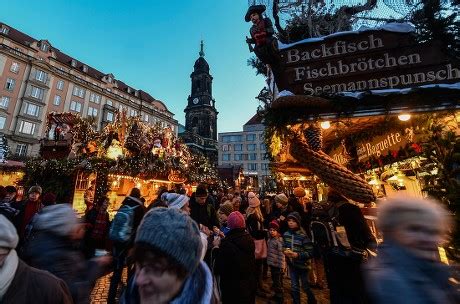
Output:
(0, 214), (73, 303)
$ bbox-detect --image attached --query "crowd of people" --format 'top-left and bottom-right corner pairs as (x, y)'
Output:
(0, 183), (458, 304)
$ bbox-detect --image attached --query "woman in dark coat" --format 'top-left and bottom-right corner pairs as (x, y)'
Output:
(22, 204), (110, 304)
(214, 211), (257, 304)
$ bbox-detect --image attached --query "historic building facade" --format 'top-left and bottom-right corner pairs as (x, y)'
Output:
(218, 114), (271, 191)
(0, 22), (178, 158)
(180, 41), (218, 164)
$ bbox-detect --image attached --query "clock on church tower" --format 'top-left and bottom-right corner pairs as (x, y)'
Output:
(185, 41), (218, 141)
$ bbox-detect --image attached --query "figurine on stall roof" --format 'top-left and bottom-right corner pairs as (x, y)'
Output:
(245, 4), (277, 64)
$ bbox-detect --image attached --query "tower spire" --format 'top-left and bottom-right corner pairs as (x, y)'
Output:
(199, 40), (205, 57)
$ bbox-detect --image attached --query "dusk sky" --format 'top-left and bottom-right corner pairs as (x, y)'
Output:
(0, 0), (265, 132)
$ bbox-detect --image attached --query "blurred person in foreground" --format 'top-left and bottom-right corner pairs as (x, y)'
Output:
(23, 204), (111, 304)
(121, 207), (215, 304)
(365, 195), (460, 304)
(0, 214), (73, 303)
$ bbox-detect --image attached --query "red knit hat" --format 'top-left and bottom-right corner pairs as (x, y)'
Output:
(227, 211), (246, 230)
(269, 220), (280, 231)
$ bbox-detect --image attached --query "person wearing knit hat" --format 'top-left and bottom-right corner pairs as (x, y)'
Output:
(0, 215), (74, 303)
(214, 211), (257, 303)
(274, 193), (289, 207)
(245, 193), (270, 295)
(248, 191), (260, 208)
(16, 184), (42, 238)
(190, 184), (220, 230)
(267, 219), (285, 303)
(293, 187), (306, 198)
(23, 205), (112, 304)
(161, 192), (190, 215)
(283, 211), (317, 304)
(120, 208), (214, 304)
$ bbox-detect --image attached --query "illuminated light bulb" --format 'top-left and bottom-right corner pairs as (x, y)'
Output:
(136, 182), (141, 188)
(320, 121), (331, 129)
(398, 114), (411, 121)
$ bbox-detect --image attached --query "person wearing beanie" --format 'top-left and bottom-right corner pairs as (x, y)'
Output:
(272, 193), (292, 234)
(267, 220), (285, 303)
(108, 188), (146, 304)
(217, 201), (234, 236)
(0, 186), (19, 223)
(245, 192), (270, 296)
(147, 186), (168, 210)
(22, 204), (111, 304)
(1, 185), (17, 205)
(293, 187), (306, 198)
(189, 184), (220, 230)
(15, 184), (43, 239)
(283, 211), (317, 304)
(162, 192), (190, 214)
(0, 215), (73, 303)
(120, 208), (215, 304)
(214, 211), (257, 303)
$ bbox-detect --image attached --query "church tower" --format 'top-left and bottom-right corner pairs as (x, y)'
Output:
(184, 41), (218, 141)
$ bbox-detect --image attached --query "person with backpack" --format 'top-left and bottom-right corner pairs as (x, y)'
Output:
(312, 190), (375, 304)
(84, 197), (111, 259)
(283, 212), (317, 304)
(108, 188), (145, 304)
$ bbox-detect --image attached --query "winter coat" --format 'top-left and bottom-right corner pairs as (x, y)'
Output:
(190, 194), (220, 230)
(2, 259), (73, 304)
(15, 199), (42, 238)
(336, 202), (376, 250)
(120, 261), (215, 304)
(120, 196), (146, 233)
(214, 228), (257, 304)
(246, 214), (266, 240)
(365, 242), (460, 304)
(283, 229), (314, 270)
(267, 236), (286, 269)
(23, 231), (102, 304)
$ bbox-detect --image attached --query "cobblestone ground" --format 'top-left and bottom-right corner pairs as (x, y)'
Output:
(90, 269), (330, 304)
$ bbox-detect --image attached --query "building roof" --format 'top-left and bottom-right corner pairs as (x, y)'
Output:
(0, 21), (173, 114)
(244, 113), (263, 126)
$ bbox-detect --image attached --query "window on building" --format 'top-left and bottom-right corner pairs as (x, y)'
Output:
(0, 116), (5, 129)
(19, 121), (36, 135)
(0, 26), (9, 35)
(259, 133), (264, 140)
(234, 154), (243, 161)
(40, 43), (49, 52)
(261, 153), (268, 160)
(222, 154), (230, 161)
(106, 99), (113, 106)
(222, 135), (242, 143)
(35, 70), (47, 82)
(129, 109), (137, 117)
(0, 96), (10, 109)
(56, 80), (64, 90)
(106, 112), (114, 122)
(72, 86), (85, 98)
(89, 92), (101, 104)
(24, 103), (40, 117)
(15, 144), (28, 157)
(70, 100), (82, 112)
(234, 144), (243, 151)
(5, 78), (15, 91)
(143, 114), (149, 122)
(87, 107), (98, 117)
(222, 144), (231, 152)
(53, 95), (61, 106)
(260, 143), (266, 151)
(249, 153), (257, 160)
(30, 86), (44, 100)
(246, 134), (256, 141)
(248, 163), (258, 170)
(261, 163), (269, 170)
(247, 144), (257, 151)
(10, 62), (19, 73)
(71, 59), (77, 67)
(82, 65), (88, 73)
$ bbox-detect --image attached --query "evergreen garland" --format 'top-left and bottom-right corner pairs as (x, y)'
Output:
(0, 134), (8, 162)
